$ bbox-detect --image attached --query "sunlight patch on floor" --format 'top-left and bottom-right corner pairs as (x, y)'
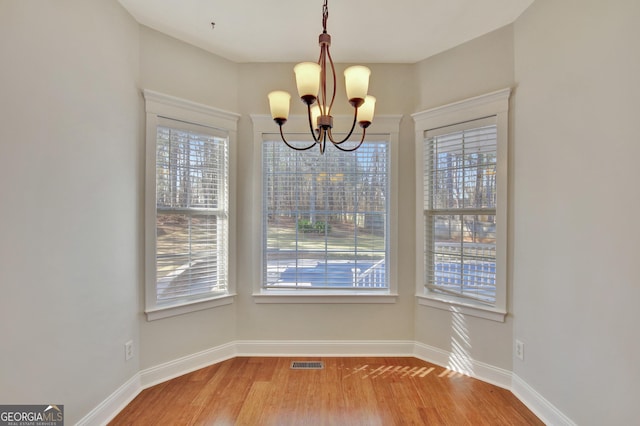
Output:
(341, 364), (439, 380)
(447, 305), (474, 376)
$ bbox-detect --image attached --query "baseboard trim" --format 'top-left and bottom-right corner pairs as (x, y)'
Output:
(139, 342), (237, 389)
(79, 340), (572, 425)
(235, 339), (415, 356)
(76, 373), (141, 426)
(413, 342), (512, 390)
(76, 343), (238, 425)
(512, 374), (576, 426)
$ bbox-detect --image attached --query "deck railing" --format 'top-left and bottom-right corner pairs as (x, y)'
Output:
(354, 258), (386, 287)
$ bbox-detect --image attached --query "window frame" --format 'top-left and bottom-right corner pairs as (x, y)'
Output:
(250, 114), (401, 304)
(143, 90), (239, 320)
(413, 89), (510, 322)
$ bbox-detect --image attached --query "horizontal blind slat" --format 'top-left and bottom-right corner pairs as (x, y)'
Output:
(424, 121), (497, 305)
(155, 120), (229, 305)
(263, 140), (389, 290)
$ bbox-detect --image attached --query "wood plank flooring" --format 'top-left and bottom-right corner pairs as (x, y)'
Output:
(109, 357), (542, 425)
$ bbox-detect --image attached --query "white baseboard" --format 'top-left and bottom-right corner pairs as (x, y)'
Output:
(78, 340), (571, 426)
(413, 342), (512, 389)
(76, 373), (141, 426)
(512, 374), (576, 426)
(75, 343), (236, 426)
(139, 342), (236, 389)
(235, 339), (415, 356)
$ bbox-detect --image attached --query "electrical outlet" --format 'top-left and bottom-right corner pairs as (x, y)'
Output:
(125, 340), (134, 361)
(515, 339), (524, 361)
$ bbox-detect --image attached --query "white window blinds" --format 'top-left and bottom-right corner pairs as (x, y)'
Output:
(423, 117), (497, 304)
(155, 119), (229, 304)
(263, 140), (389, 290)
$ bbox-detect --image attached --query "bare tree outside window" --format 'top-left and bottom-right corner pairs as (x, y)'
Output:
(263, 141), (389, 289)
(155, 126), (228, 303)
(425, 124), (497, 304)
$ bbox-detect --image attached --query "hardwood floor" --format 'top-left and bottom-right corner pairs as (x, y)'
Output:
(110, 357), (542, 425)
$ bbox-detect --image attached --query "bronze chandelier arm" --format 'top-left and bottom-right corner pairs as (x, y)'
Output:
(305, 104), (328, 154)
(326, 46), (336, 116)
(332, 128), (367, 152)
(278, 124), (316, 151)
(327, 106), (359, 145)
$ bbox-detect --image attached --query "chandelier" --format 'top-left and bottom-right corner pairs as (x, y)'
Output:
(267, 0), (376, 154)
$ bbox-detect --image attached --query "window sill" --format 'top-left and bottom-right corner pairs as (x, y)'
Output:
(416, 294), (506, 322)
(145, 294), (236, 321)
(253, 291), (398, 304)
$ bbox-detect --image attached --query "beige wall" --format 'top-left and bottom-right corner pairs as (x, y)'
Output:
(415, 25), (515, 111)
(139, 26), (239, 112)
(134, 19), (524, 399)
(0, 6), (519, 420)
(513, 0), (640, 423)
(136, 25), (418, 368)
(5, 0), (638, 423)
(137, 27), (239, 369)
(413, 25), (516, 370)
(0, 0), (141, 423)
(234, 62), (417, 341)
(139, 25), (515, 357)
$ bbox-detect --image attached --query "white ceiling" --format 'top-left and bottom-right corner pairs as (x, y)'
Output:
(118, 0), (534, 64)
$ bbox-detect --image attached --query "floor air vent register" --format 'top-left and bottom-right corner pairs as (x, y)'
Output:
(290, 361), (324, 370)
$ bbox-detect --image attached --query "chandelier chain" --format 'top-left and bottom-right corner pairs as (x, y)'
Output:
(322, 0), (329, 33)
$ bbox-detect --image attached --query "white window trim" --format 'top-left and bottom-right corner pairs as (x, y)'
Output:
(143, 90), (239, 320)
(412, 88), (510, 322)
(250, 114), (402, 304)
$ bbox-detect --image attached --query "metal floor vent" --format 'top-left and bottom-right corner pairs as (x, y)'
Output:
(290, 361), (324, 370)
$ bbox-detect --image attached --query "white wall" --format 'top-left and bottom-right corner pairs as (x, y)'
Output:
(0, 0), (140, 423)
(413, 25), (516, 370)
(513, 0), (640, 424)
